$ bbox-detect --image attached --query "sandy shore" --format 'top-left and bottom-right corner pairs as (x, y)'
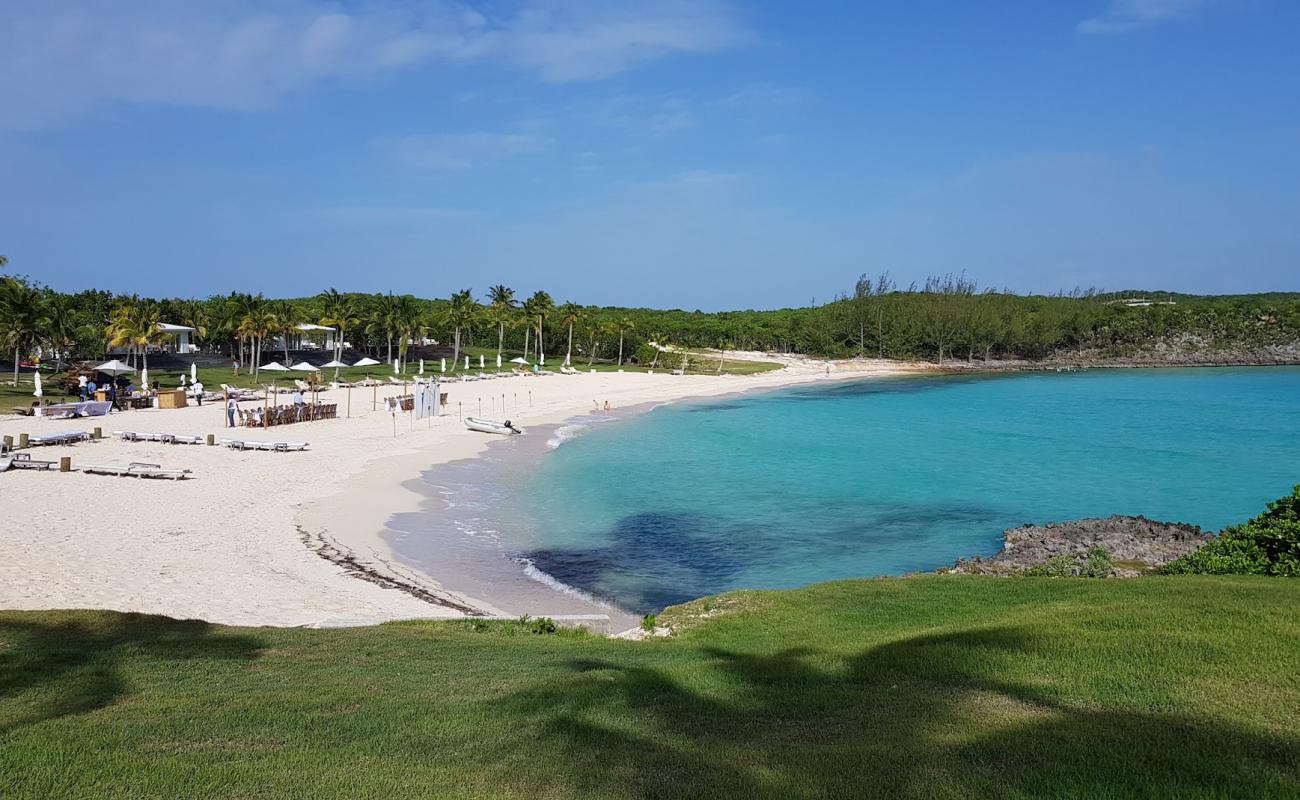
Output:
(0, 358), (924, 627)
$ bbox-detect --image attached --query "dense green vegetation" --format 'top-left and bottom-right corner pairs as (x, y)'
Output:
(2, 576), (1297, 799)
(1164, 486), (1300, 576)
(4, 264), (1300, 390)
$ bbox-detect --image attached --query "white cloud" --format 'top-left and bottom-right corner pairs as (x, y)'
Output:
(714, 85), (811, 109)
(0, 0), (748, 130)
(379, 132), (548, 170)
(586, 94), (696, 135)
(1078, 0), (1212, 34)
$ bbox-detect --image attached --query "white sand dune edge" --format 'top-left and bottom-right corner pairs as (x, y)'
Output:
(0, 359), (923, 627)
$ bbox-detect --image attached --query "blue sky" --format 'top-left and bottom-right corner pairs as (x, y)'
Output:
(2, 0), (1298, 309)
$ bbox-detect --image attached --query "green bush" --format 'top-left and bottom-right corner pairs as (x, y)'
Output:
(633, 344), (682, 370)
(1025, 548), (1113, 578)
(641, 614), (658, 631)
(527, 616), (558, 635)
(1082, 547), (1114, 578)
(1163, 485), (1300, 576)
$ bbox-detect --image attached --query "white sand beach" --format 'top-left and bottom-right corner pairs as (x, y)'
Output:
(0, 359), (923, 627)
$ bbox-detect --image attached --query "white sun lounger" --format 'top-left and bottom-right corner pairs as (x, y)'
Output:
(2, 453), (57, 471)
(219, 439), (310, 452)
(28, 431), (91, 446)
(114, 431), (203, 445)
(80, 461), (192, 479)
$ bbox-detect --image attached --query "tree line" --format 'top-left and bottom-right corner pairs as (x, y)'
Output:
(3, 263), (1299, 386)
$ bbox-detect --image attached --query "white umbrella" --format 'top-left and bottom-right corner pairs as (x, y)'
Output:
(496, 354), (502, 368)
(419, 358), (424, 374)
(479, 355), (484, 369)
(352, 357), (380, 367)
(190, 363), (198, 384)
(510, 357), (529, 365)
(260, 362), (291, 372)
(290, 361), (317, 371)
(440, 358), (446, 373)
(393, 358), (399, 374)
(94, 359), (136, 376)
(464, 355), (469, 369)
(319, 360), (347, 369)
(33, 371), (42, 398)
(540, 354), (545, 366)
(140, 367), (148, 389)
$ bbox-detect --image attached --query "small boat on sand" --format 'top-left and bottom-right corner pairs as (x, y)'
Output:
(464, 417), (525, 435)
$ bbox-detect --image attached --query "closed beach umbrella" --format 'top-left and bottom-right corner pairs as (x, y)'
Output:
(464, 355), (469, 370)
(419, 358), (424, 374)
(393, 358), (399, 374)
(540, 354), (545, 366)
(94, 359), (135, 376)
(33, 371), (42, 398)
(496, 354), (502, 368)
(479, 355), (484, 369)
(190, 363), (198, 384)
(140, 367), (148, 389)
(441, 357), (446, 373)
(351, 357), (380, 367)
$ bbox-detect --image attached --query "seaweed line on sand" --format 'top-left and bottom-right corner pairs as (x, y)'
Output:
(297, 524), (485, 616)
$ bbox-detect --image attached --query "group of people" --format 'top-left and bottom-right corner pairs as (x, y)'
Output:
(76, 373), (190, 410)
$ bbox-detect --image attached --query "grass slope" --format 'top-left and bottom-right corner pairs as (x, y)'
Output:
(2, 576), (1298, 799)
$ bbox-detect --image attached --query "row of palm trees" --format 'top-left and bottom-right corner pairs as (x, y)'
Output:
(2, 275), (646, 389)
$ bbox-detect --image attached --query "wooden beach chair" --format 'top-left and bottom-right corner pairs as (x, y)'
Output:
(80, 461), (192, 480)
(3, 453), (57, 471)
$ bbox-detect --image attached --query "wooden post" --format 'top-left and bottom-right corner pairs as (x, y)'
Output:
(18, 433), (28, 449)
(206, 434), (215, 446)
(93, 427), (102, 439)
(59, 456), (71, 473)
(2, 435), (12, 451)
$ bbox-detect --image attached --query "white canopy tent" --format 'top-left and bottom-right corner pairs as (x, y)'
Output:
(94, 359), (136, 376)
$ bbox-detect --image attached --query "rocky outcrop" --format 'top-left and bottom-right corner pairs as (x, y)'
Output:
(952, 516), (1213, 577)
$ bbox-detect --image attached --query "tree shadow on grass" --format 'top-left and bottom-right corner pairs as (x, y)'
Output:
(503, 628), (1300, 799)
(0, 611), (263, 735)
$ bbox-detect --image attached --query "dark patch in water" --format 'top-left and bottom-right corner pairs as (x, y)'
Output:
(524, 511), (760, 613)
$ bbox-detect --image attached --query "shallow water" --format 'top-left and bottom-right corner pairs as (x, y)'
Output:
(506, 367), (1300, 613)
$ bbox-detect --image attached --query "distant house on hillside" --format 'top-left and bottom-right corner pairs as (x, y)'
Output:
(1106, 297), (1178, 308)
(272, 323), (337, 351)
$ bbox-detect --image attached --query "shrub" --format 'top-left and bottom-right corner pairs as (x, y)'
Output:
(528, 616), (558, 635)
(1163, 485), (1300, 576)
(1025, 548), (1113, 578)
(641, 614), (658, 631)
(1081, 547), (1114, 578)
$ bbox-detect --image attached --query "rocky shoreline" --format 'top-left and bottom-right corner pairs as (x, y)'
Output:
(938, 344), (1300, 372)
(951, 516), (1213, 577)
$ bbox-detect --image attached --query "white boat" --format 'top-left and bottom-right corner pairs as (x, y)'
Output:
(464, 417), (525, 435)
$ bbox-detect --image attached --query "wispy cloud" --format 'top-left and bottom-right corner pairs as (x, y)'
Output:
(714, 85), (812, 109)
(586, 94), (695, 135)
(378, 132), (548, 171)
(0, 0), (749, 130)
(1077, 0), (1212, 34)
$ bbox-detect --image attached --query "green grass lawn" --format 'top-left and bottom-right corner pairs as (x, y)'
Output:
(2, 575), (1297, 799)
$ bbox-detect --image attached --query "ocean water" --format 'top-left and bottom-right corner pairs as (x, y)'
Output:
(503, 367), (1300, 613)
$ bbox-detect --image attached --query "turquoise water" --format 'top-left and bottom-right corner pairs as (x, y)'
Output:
(517, 367), (1300, 613)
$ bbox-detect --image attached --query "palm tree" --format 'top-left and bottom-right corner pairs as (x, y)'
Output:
(107, 300), (166, 377)
(444, 289), (478, 367)
(486, 285), (517, 364)
(616, 317), (636, 366)
(0, 255), (8, 270)
(366, 293), (401, 365)
(584, 321), (612, 368)
(390, 295), (423, 372)
(43, 293), (81, 372)
(0, 277), (49, 386)
(270, 300), (299, 365)
(526, 290), (554, 364)
(519, 300), (534, 360)
(318, 288), (359, 364)
(234, 298), (275, 381)
(559, 302), (582, 366)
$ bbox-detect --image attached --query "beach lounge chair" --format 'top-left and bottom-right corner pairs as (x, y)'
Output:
(114, 431), (203, 445)
(219, 439), (310, 452)
(4, 457), (57, 468)
(28, 431), (91, 446)
(80, 461), (192, 480)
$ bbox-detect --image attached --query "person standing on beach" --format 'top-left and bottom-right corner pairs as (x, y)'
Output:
(193, 380), (204, 405)
(226, 396), (238, 427)
(78, 374), (88, 401)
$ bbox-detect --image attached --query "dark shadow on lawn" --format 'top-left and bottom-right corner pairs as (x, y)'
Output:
(0, 612), (263, 734)
(504, 627), (1300, 799)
